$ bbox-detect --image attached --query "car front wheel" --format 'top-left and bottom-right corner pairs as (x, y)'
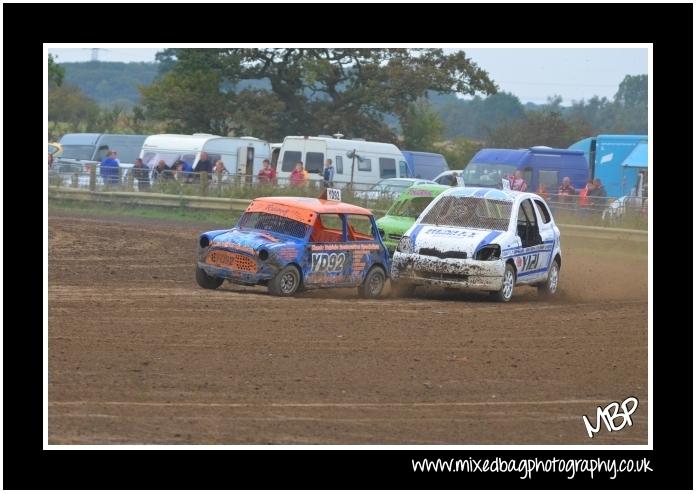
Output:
(268, 265), (301, 297)
(196, 266), (224, 290)
(490, 263), (515, 302)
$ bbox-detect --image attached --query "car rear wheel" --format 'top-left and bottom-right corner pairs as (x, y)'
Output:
(538, 260), (560, 298)
(358, 266), (386, 299)
(268, 265), (301, 297)
(490, 263), (515, 302)
(196, 266), (224, 290)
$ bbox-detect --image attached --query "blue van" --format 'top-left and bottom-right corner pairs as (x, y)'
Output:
(462, 147), (589, 193)
(401, 150), (449, 180)
(569, 135), (647, 198)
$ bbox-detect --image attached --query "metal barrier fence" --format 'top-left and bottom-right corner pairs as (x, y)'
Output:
(47, 165), (648, 229)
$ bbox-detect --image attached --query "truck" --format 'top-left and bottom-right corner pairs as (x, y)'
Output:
(275, 135), (408, 187)
(400, 150), (449, 180)
(55, 133), (148, 168)
(463, 147), (590, 194)
(568, 134), (648, 198)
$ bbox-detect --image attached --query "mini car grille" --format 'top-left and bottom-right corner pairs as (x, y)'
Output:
(414, 270), (468, 281)
(418, 248), (467, 259)
(388, 233), (403, 240)
(207, 250), (257, 272)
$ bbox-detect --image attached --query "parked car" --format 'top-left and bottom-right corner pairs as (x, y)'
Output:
(354, 178), (436, 201)
(433, 170), (464, 187)
(376, 183), (450, 253)
(391, 187), (561, 302)
(196, 192), (391, 298)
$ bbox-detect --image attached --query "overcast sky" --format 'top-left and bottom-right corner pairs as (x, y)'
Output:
(48, 47), (648, 105)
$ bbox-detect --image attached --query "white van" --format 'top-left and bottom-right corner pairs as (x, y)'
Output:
(139, 134), (271, 175)
(275, 135), (408, 187)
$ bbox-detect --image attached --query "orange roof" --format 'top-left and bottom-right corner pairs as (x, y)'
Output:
(247, 197), (374, 219)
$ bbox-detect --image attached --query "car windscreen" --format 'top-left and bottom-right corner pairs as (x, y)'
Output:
(420, 195), (512, 231)
(237, 212), (309, 239)
(462, 163), (517, 187)
(388, 196), (436, 218)
(60, 145), (96, 160)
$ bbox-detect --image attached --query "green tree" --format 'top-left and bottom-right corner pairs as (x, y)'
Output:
(401, 100), (444, 151)
(48, 84), (100, 128)
(143, 48), (497, 140)
(48, 54), (65, 88)
(486, 110), (593, 149)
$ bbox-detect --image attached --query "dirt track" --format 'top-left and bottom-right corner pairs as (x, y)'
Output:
(48, 213), (649, 444)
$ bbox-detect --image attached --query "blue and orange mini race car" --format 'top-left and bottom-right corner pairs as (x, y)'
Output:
(196, 191), (391, 298)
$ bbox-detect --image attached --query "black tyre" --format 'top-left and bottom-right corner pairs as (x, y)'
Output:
(196, 266), (224, 290)
(537, 260), (560, 298)
(391, 280), (416, 298)
(358, 267), (386, 299)
(268, 265), (301, 297)
(490, 263), (515, 302)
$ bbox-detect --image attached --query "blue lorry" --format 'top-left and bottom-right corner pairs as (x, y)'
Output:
(462, 147), (590, 193)
(401, 150), (449, 180)
(568, 134), (648, 198)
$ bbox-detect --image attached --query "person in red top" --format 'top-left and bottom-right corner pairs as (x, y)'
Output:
(289, 162), (308, 187)
(536, 183), (549, 201)
(509, 170), (528, 192)
(257, 159), (276, 184)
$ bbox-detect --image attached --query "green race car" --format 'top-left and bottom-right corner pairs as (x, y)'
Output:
(376, 183), (450, 253)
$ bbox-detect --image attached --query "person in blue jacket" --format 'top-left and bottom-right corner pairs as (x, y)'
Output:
(100, 151), (120, 187)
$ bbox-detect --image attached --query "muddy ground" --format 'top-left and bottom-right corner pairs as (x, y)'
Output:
(48, 213), (648, 444)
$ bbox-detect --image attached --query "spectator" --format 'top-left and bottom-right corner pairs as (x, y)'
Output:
(193, 151), (213, 183)
(509, 170), (528, 192)
(132, 158), (151, 192)
(536, 183), (549, 201)
(152, 160), (172, 182)
(112, 151), (120, 166)
(558, 176), (576, 205)
(213, 160), (229, 185)
(321, 158), (335, 188)
(558, 176), (576, 196)
(290, 161), (308, 187)
(172, 160), (186, 182)
(587, 178), (607, 209)
(257, 159), (276, 184)
(100, 151), (120, 187)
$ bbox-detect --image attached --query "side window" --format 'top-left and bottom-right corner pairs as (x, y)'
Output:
(538, 170), (559, 191)
(182, 154), (196, 166)
(142, 152), (156, 167)
(517, 199), (541, 247)
(379, 158), (396, 178)
(521, 199), (537, 227)
(533, 199), (552, 224)
(399, 160), (410, 177)
(346, 215), (376, 241)
(335, 156), (343, 174)
(358, 157), (372, 172)
(305, 152), (324, 174)
(281, 150), (302, 172)
(311, 214), (344, 243)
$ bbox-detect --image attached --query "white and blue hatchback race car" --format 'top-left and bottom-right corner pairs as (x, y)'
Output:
(390, 187), (561, 302)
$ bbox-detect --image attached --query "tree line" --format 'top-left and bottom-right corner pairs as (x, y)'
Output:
(48, 50), (647, 169)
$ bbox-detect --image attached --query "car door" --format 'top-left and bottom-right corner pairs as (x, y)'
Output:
(305, 213), (353, 287)
(513, 199), (546, 283)
(531, 199), (556, 277)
